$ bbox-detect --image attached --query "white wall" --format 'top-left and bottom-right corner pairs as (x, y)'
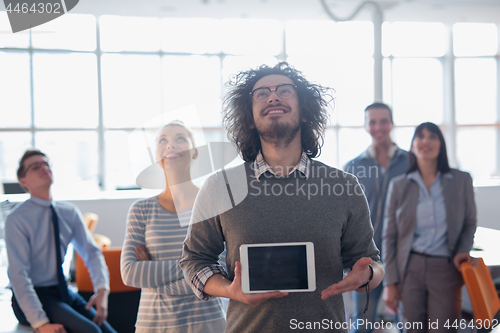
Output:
(69, 197), (138, 247)
(474, 185), (500, 231)
(66, 190), (162, 246)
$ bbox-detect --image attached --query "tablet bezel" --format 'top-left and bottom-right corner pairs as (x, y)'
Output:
(240, 242), (316, 293)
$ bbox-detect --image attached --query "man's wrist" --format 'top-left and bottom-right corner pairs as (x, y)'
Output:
(94, 285), (109, 293)
(34, 321), (50, 332)
(191, 265), (228, 300)
(33, 319), (50, 330)
(358, 264), (373, 289)
(358, 264), (374, 314)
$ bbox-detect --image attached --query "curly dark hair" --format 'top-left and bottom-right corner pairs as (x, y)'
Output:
(222, 62), (333, 162)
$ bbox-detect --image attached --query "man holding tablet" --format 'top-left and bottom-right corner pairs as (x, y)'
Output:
(181, 62), (384, 332)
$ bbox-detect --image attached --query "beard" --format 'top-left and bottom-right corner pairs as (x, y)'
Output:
(255, 114), (301, 149)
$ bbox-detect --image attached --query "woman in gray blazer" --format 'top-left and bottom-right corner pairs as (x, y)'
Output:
(382, 122), (477, 333)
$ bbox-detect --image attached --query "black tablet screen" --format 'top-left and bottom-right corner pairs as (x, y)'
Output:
(248, 245), (308, 291)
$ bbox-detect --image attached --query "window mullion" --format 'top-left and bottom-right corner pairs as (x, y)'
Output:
(496, 53), (500, 177)
(443, 23), (457, 167)
(96, 17), (105, 190)
(29, 29), (35, 147)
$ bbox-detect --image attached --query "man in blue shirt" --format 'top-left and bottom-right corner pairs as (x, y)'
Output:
(5, 149), (117, 333)
(343, 103), (408, 333)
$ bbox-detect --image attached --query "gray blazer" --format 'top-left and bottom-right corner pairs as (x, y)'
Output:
(382, 168), (477, 286)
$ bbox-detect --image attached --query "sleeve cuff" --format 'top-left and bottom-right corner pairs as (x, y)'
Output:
(383, 272), (399, 287)
(32, 318), (50, 329)
(94, 283), (109, 293)
(190, 265), (228, 301)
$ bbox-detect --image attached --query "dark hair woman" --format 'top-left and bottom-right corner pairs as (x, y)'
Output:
(382, 122), (477, 333)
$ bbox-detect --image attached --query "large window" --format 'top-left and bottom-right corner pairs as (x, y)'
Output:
(453, 23), (499, 180)
(1, 12), (499, 195)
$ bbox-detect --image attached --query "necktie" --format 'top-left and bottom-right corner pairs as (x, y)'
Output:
(50, 204), (69, 303)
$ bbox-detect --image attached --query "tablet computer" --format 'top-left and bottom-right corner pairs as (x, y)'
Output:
(240, 242), (316, 293)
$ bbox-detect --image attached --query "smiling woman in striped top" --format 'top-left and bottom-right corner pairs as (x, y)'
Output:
(120, 121), (226, 333)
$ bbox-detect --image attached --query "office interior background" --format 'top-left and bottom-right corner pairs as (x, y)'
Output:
(1, 2), (500, 331)
(1, 0), (500, 197)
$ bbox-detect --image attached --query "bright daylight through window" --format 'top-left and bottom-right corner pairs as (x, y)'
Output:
(0, 13), (498, 193)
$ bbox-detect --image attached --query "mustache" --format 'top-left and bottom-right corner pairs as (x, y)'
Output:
(261, 103), (291, 115)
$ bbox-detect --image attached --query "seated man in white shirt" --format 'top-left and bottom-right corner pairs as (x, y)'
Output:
(5, 149), (117, 333)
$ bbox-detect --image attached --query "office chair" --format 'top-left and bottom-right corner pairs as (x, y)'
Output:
(83, 212), (99, 233)
(83, 212), (111, 248)
(461, 258), (500, 329)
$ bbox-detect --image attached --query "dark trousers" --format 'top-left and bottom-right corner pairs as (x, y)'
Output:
(12, 286), (117, 333)
(399, 253), (462, 333)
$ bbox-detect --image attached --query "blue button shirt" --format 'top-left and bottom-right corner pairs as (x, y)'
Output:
(5, 196), (109, 327)
(343, 146), (408, 252)
(408, 171), (451, 257)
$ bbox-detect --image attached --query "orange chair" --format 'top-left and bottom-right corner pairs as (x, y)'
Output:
(76, 247), (139, 293)
(76, 248), (140, 333)
(461, 258), (500, 327)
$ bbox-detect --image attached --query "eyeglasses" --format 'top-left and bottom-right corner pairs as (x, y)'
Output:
(250, 84), (297, 102)
(24, 161), (50, 176)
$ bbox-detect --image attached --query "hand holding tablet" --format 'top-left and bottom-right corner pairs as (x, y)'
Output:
(240, 242), (316, 293)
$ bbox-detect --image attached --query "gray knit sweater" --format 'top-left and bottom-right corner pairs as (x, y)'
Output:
(181, 160), (380, 333)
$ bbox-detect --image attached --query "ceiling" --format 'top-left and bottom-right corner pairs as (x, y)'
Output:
(70, 0), (500, 24)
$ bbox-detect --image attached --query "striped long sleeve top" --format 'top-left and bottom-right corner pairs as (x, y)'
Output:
(121, 197), (225, 332)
